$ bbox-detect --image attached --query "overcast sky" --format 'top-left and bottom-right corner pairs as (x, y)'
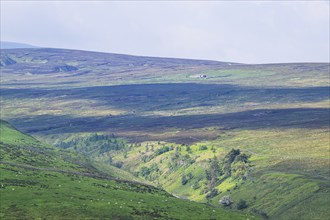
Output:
(1, 1), (329, 64)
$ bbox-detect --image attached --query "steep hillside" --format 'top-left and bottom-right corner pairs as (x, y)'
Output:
(0, 48), (329, 219)
(0, 120), (257, 219)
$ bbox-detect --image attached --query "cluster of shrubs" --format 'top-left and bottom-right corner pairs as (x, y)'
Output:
(138, 163), (159, 181)
(155, 146), (171, 156)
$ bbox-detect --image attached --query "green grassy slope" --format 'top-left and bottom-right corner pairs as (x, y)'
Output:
(0, 120), (257, 219)
(75, 131), (329, 219)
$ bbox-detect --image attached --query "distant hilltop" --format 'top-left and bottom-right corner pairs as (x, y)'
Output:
(0, 41), (39, 49)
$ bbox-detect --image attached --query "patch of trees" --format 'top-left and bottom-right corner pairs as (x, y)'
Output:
(223, 149), (250, 180)
(168, 151), (196, 171)
(155, 146), (170, 156)
(140, 145), (173, 163)
(205, 156), (223, 191)
(138, 163), (159, 181)
(56, 133), (127, 156)
(204, 149), (251, 197)
(206, 149), (251, 183)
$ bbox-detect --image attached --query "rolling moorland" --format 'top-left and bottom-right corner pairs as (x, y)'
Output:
(0, 47), (329, 219)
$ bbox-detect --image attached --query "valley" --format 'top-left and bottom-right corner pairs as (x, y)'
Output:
(1, 120), (255, 219)
(0, 48), (329, 219)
